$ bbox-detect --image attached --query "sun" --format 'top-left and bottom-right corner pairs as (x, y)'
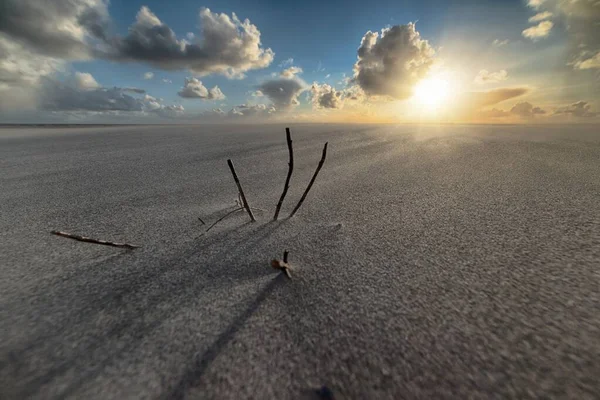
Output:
(413, 77), (451, 108)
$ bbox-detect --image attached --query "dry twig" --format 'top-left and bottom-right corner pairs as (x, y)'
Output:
(271, 250), (292, 279)
(273, 127), (294, 220)
(51, 230), (139, 249)
(204, 207), (244, 233)
(227, 159), (256, 222)
(289, 142), (328, 218)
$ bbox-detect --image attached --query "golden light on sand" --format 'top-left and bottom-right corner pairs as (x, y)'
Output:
(413, 77), (451, 109)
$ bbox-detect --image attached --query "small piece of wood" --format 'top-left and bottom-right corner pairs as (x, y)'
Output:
(273, 127), (294, 220)
(271, 257), (292, 279)
(205, 207), (244, 233)
(198, 217), (206, 225)
(51, 230), (139, 249)
(227, 159), (256, 222)
(289, 142), (328, 218)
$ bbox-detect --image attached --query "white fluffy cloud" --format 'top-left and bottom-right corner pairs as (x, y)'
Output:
(0, 3), (273, 79)
(280, 66), (303, 78)
(74, 72), (100, 90)
(311, 83), (344, 109)
(177, 77), (225, 100)
(524, 0), (600, 68)
(522, 21), (554, 39)
(574, 51), (600, 70)
(529, 11), (553, 22)
(474, 69), (508, 85)
(111, 7), (274, 78)
(352, 23), (435, 99)
(143, 72), (154, 80)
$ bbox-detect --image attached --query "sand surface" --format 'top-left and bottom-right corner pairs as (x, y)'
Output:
(1, 124), (599, 399)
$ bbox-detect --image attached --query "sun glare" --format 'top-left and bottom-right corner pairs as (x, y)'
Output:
(413, 77), (451, 109)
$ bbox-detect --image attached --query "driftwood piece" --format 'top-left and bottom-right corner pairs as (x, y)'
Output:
(289, 142), (328, 218)
(273, 127), (294, 220)
(51, 230), (139, 249)
(227, 159), (256, 222)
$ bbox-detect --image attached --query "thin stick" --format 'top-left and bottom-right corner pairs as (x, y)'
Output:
(283, 250), (289, 263)
(205, 207), (244, 233)
(273, 127), (294, 220)
(198, 217), (206, 225)
(51, 230), (139, 249)
(227, 159), (256, 222)
(289, 142), (328, 218)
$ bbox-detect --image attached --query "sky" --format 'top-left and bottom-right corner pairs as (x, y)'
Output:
(0, 0), (599, 123)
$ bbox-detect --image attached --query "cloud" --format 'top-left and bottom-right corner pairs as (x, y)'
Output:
(524, 1), (599, 68)
(492, 39), (510, 47)
(153, 104), (185, 118)
(574, 51), (600, 70)
(510, 102), (546, 117)
(143, 72), (154, 80)
(41, 81), (146, 112)
(177, 77), (225, 100)
(228, 103), (276, 117)
(251, 90), (264, 97)
(529, 11), (553, 22)
(278, 58), (294, 68)
(0, 37), (63, 110)
(554, 101), (598, 118)
(311, 83), (343, 109)
(522, 21), (553, 39)
(258, 76), (307, 109)
(74, 72), (100, 90)
(37, 79), (184, 119)
(474, 69), (508, 85)
(527, 0), (547, 9)
(353, 23), (435, 99)
(460, 87), (529, 111)
(110, 7), (274, 78)
(162, 79), (173, 84)
(122, 87), (146, 94)
(0, 0), (110, 59)
(280, 66), (303, 78)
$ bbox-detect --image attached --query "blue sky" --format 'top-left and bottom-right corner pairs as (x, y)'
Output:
(75, 0), (530, 109)
(1, 0), (598, 123)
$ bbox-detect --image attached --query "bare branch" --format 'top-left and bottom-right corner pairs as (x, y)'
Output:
(227, 159), (256, 222)
(289, 142), (328, 218)
(51, 230), (140, 249)
(273, 127), (294, 220)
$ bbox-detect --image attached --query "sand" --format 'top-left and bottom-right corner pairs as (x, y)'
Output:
(1, 123), (599, 399)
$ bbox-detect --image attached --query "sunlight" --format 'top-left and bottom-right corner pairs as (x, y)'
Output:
(413, 77), (451, 109)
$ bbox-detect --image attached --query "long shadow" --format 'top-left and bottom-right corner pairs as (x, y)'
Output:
(168, 273), (287, 400)
(8, 221), (287, 398)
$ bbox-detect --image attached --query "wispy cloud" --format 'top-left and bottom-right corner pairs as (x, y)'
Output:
(474, 69), (508, 85)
